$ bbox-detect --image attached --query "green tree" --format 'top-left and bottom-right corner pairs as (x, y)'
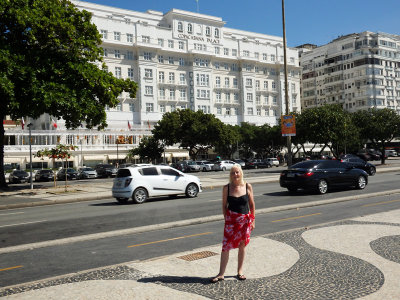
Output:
(238, 122), (257, 158)
(0, 0), (137, 188)
(214, 124), (241, 159)
(153, 109), (223, 159)
(127, 136), (164, 163)
(352, 108), (400, 164)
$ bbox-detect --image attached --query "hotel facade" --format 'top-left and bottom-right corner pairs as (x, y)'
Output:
(4, 0), (301, 169)
(300, 31), (400, 112)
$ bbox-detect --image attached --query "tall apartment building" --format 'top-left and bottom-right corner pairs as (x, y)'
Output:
(4, 0), (301, 168)
(300, 31), (400, 112)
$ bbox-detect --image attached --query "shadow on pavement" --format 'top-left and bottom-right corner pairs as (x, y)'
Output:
(138, 275), (209, 285)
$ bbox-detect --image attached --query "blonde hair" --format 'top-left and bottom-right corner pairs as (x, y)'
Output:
(229, 164), (245, 185)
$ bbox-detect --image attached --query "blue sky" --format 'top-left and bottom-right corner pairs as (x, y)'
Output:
(81, 0), (400, 47)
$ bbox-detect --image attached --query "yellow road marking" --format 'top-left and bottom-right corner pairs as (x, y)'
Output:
(0, 265), (23, 272)
(128, 232), (213, 248)
(362, 199), (400, 208)
(271, 213), (321, 223)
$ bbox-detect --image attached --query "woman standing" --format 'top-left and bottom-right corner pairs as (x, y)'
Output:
(210, 164), (255, 283)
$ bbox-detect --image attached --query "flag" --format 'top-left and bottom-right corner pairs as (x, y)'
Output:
(128, 121), (131, 130)
(21, 117), (25, 130)
(52, 118), (58, 129)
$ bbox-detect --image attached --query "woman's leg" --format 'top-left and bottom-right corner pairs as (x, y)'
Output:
(218, 250), (229, 277)
(237, 242), (246, 275)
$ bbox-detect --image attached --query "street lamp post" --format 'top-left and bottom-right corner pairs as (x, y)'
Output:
(116, 140), (119, 168)
(27, 123), (33, 190)
(282, 0), (292, 166)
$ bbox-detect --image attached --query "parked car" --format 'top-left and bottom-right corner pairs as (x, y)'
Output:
(181, 160), (201, 172)
(245, 159), (270, 169)
(171, 162), (188, 173)
(57, 168), (79, 181)
(196, 161), (214, 172)
(34, 169), (54, 182)
(77, 167), (98, 179)
(385, 149), (397, 157)
(233, 159), (246, 168)
(266, 158), (280, 167)
(9, 170), (30, 183)
(112, 165), (202, 204)
(279, 160), (368, 194)
(213, 160), (236, 171)
(95, 164), (118, 178)
(340, 156), (376, 176)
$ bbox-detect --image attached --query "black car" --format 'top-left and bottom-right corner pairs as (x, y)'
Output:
(95, 164), (118, 178)
(35, 169), (55, 182)
(340, 156), (376, 176)
(279, 160), (368, 194)
(9, 170), (30, 183)
(171, 162), (188, 173)
(57, 168), (79, 181)
(245, 159), (271, 169)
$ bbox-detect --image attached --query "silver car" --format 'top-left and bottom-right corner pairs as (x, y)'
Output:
(78, 167), (97, 179)
(196, 161), (214, 172)
(212, 160), (236, 171)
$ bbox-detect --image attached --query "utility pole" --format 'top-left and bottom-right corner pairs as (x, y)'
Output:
(282, 0), (292, 166)
(28, 123), (33, 190)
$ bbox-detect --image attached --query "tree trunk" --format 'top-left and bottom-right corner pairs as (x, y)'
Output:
(0, 113), (7, 189)
(381, 142), (386, 165)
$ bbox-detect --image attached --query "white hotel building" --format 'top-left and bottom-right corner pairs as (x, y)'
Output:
(4, 0), (301, 169)
(300, 31), (400, 112)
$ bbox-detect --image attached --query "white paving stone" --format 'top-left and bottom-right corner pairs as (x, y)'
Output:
(129, 236), (299, 280)
(352, 208), (400, 224)
(302, 223), (400, 299)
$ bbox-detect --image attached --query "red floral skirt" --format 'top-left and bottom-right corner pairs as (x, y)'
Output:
(222, 209), (255, 252)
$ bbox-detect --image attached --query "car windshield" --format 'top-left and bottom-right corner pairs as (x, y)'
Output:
(103, 165), (114, 169)
(187, 161), (196, 165)
(42, 170), (53, 173)
(290, 161), (319, 169)
(82, 168), (94, 171)
(67, 168), (76, 173)
(14, 171), (27, 175)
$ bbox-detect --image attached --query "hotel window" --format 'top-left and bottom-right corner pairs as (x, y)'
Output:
(126, 51), (133, 60)
(232, 49), (237, 56)
(159, 88), (165, 99)
(103, 48), (108, 57)
(180, 104), (186, 110)
(129, 103), (134, 112)
(245, 65), (252, 72)
(158, 39), (164, 47)
(263, 53), (267, 60)
(292, 95), (297, 105)
(256, 80), (260, 90)
(264, 95), (268, 104)
(159, 71), (164, 82)
(256, 95), (260, 104)
(105, 105), (110, 111)
(142, 36), (150, 43)
(145, 86), (153, 95)
(264, 81), (268, 89)
(270, 54), (275, 61)
(214, 62), (220, 70)
(255, 66), (259, 73)
(100, 30), (108, 39)
(127, 33), (133, 43)
(216, 76), (221, 87)
(291, 83), (296, 92)
(225, 108), (231, 115)
(179, 73), (185, 84)
(246, 93), (253, 102)
(290, 57), (295, 63)
(215, 47), (220, 54)
(128, 68), (134, 80)
(257, 108), (261, 116)
(114, 32), (121, 41)
(273, 109), (277, 116)
(234, 93), (239, 102)
(255, 52), (259, 59)
(144, 52), (151, 60)
(168, 40), (174, 48)
(158, 55), (164, 63)
(243, 50), (249, 57)
(233, 78), (238, 88)
(171, 104), (176, 112)
(225, 93), (230, 103)
(217, 107), (222, 115)
(188, 23), (193, 33)
(178, 41), (184, 50)
(272, 81), (276, 90)
(224, 48), (229, 55)
(273, 96), (277, 104)
(225, 77), (229, 88)
(234, 107), (238, 115)
(206, 27), (211, 36)
(264, 108), (269, 116)
(247, 107), (253, 115)
(179, 58), (185, 66)
(169, 72), (175, 83)
(114, 67), (121, 78)
(178, 22), (183, 32)
(146, 103), (154, 112)
(160, 104), (165, 113)
(116, 103), (122, 111)
(168, 56), (174, 64)
(216, 91), (221, 102)
(214, 28), (219, 38)
(246, 78), (252, 87)
(169, 89), (175, 100)
(180, 88), (186, 100)
(144, 69), (153, 78)
(232, 64), (238, 71)
(114, 49), (120, 58)
(224, 63), (229, 70)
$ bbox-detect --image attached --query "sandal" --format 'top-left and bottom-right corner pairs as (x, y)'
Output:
(236, 274), (246, 281)
(209, 276), (224, 283)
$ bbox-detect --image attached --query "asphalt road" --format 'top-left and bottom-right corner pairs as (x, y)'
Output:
(1, 168), (400, 287)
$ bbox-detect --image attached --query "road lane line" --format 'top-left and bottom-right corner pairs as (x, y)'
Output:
(127, 232), (213, 248)
(0, 212), (24, 216)
(271, 213), (321, 223)
(0, 265), (23, 272)
(362, 199), (400, 208)
(0, 220), (47, 228)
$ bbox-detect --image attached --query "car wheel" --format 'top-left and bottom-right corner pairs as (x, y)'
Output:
(132, 187), (148, 204)
(356, 175), (367, 190)
(185, 183), (199, 198)
(287, 187), (297, 192)
(116, 198), (129, 204)
(203, 167), (207, 172)
(369, 166), (376, 176)
(222, 167), (226, 171)
(317, 179), (328, 194)
(254, 165), (258, 169)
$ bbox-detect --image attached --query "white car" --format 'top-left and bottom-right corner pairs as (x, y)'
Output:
(112, 165), (202, 204)
(196, 161), (214, 172)
(212, 160), (236, 171)
(266, 158), (280, 167)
